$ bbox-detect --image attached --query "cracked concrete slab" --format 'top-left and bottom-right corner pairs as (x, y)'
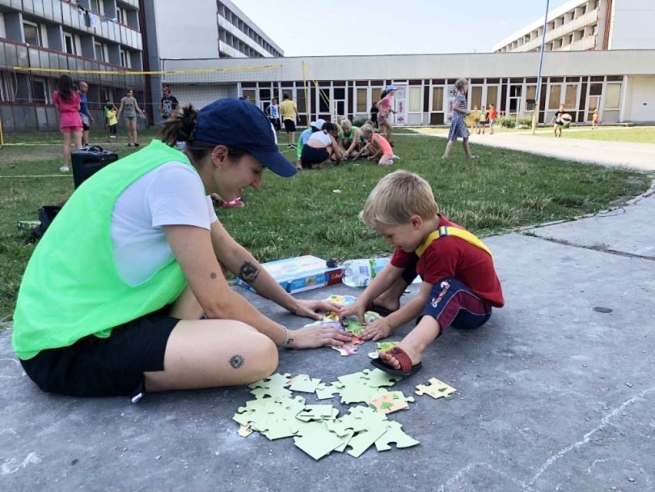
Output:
(526, 191), (655, 259)
(1, 231), (654, 491)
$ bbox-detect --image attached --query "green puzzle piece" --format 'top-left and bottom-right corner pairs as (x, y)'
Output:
(374, 421), (420, 451)
(346, 423), (390, 458)
(293, 425), (344, 460)
(248, 373), (291, 390)
(361, 368), (403, 387)
(288, 374), (322, 393)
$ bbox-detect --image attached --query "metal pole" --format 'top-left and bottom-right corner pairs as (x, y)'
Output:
(532, 0), (550, 134)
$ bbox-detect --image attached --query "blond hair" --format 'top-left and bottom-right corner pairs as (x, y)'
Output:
(361, 170), (439, 228)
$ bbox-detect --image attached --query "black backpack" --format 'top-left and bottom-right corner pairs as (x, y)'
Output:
(26, 204), (64, 244)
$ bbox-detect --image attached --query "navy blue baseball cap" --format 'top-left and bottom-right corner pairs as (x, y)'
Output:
(194, 98), (297, 177)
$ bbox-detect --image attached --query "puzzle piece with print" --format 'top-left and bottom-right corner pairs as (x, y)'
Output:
(341, 311), (382, 336)
(368, 341), (400, 359)
(367, 391), (415, 415)
(288, 374), (322, 393)
(374, 421), (420, 452)
(415, 378), (457, 400)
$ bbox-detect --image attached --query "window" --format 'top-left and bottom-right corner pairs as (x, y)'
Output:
(549, 85), (561, 109)
(116, 7), (128, 25)
(604, 83), (621, 109)
(64, 32), (76, 55)
(409, 87), (421, 112)
(356, 88), (367, 112)
(470, 86), (482, 108)
(486, 86), (498, 107)
(564, 83), (577, 108)
(119, 48), (131, 68)
(89, 0), (101, 13)
(431, 87), (444, 111)
(31, 77), (48, 104)
(95, 42), (105, 62)
(371, 88), (382, 106)
(23, 21), (42, 46)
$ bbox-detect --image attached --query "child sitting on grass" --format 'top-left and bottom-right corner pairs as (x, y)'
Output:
(339, 170), (504, 377)
(352, 124), (397, 166)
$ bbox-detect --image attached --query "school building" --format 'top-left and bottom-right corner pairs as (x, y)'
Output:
(493, 0), (655, 53)
(161, 50), (655, 127)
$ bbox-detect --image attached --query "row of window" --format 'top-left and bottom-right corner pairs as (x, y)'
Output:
(20, 19), (135, 67)
(218, 27), (266, 58)
(497, 0), (599, 52)
(217, 1), (281, 57)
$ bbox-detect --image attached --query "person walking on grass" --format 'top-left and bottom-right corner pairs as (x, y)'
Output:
(118, 88), (146, 147)
(12, 98), (351, 398)
(339, 170), (504, 377)
(53, 74), (83, 173)
(551, 104), (565, 138)
(377, 85), (397, 144)
(592, 109), (599, 130)
(266, 97), (281, 137)
(77, 81), (94, 146)
(280, 93), (299, 149)
(488, 103), (497, 135)
(442, 78), (476, 160)
(159, 84), (179, 122)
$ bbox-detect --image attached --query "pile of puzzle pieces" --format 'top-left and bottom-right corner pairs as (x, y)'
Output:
(306, 295), (383, 357)
(233, 370), (456, 460)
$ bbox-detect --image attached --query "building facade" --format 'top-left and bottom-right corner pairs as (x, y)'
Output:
(141, 0), (284, 121)
(162, 50), (655, 125)
(493, 0), (655, 53)
(0, 0), (146, 132)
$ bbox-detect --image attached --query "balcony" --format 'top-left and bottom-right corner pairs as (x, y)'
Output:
(560, 34), (597, 51)
(508, 9), (599, 52)
(218, 40), (247, 59)
(0, 0), (142, 51)
(218, 16), (271, 58)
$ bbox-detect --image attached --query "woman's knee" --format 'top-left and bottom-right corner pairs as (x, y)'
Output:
(248, 331), (278, 379)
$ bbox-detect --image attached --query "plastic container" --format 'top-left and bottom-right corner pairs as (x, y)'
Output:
(342, 258), (390, 287)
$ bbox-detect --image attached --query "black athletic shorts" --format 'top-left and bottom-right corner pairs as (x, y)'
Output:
(283, 119), (297, 133)
(301, 145), (329, 168)
(270, 117), (281, 131)
(20, 306), (180, 398)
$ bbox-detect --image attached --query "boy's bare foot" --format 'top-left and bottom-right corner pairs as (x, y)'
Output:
(467, 155), (478, 160)
(379, 342), (422, 370)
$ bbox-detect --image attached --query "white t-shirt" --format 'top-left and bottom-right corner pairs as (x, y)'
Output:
(308, 131), (332, 146)
(111, 161), (218, 286)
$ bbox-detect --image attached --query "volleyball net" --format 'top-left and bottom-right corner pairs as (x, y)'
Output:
(0, 63), (282, 136)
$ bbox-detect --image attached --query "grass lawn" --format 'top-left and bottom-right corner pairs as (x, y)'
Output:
(0, 129), (650, 320)
(535, 126), (655, 144)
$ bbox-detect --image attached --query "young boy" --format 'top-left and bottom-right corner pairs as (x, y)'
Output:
(339, 170), (504, 377)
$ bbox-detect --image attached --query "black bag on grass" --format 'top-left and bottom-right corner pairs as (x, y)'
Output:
(26, 204), (64, 244)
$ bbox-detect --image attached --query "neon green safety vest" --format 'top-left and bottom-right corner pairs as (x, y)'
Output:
(415, 226), (494, 263)
(12, 140), (192, 360)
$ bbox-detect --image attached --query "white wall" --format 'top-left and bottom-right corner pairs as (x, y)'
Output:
(624, 76), (655, 122)
(0, 13), (5, 39)
(609, 0), (655, 49)
(163, 50), (655, 81)
(172, 84), (238, 110)
(153, 0), (219, 59)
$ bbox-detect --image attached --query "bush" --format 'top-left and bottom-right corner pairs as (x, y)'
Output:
(518, 117), (533, 128)
(497, 117), (516, 129)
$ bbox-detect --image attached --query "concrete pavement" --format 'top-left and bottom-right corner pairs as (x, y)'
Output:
(421, 127), (655, 172)
(1, 142), (654, 491)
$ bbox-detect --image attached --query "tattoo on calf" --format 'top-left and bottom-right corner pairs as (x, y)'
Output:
(229, 355), (245, 369)
(210, 272), (217, 279)
(239, 261), (260, 284)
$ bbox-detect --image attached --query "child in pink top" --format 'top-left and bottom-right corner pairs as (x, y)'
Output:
(377, 84), (397, 143)
(53, 74), (83, 172)
(357, 124), (397, 166)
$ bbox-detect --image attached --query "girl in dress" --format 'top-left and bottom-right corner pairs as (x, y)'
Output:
(442, 79), (476, 159)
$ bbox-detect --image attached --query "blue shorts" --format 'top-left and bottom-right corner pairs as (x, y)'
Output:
(419, 278), (492, 336)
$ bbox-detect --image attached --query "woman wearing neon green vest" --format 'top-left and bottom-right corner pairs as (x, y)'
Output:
(12, 98), (352, 398)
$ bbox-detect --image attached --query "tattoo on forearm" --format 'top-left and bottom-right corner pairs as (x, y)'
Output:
(239, 261), (260, 284)
(229, 355), (244, 369)
(210, 272), (217, 279)
(285, 338), (294, 346)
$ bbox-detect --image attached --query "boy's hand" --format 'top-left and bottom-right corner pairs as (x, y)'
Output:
(361, 318), (392, 341)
